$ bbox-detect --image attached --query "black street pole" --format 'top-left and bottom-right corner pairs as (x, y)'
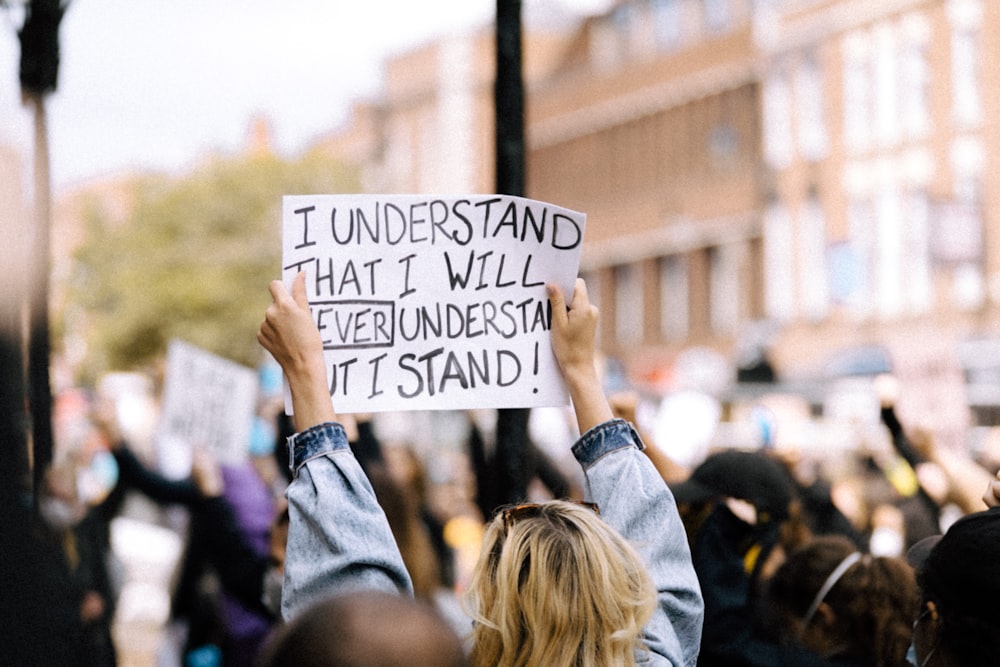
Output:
(495, 0), (524, 197)
(0, 281), (29, 511)
(2, 4), (62, 662)
(494, 0), (531, 507)
(19, 0), (64, 498)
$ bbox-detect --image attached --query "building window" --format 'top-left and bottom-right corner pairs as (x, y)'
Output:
(764, 203), (795, 321)
(590, 20), (624, 72)
(875, 186), (905, 317)
(652, 0), (683, 51)
(709, 244), (740, 335)
(612, 2), (637, 32)
(949, 0), (983, 127)
(947, 136), (985, 309)
(953, 263), (984, 309)
(899, 14), (932, 138)
(709, 123), (740, 169)
(903, 189), (933, 313)
(842, 33), (872, 153)
(873, 24), (900, 147)
(659, 255), (689, 340)
(795, 54), (828, 161)
(763, 68), (794, 168)
(951, 27), (982, 126)
(704, 0), (732, 34)
(615, 264), (643, 345)
(613, 2), (646, 57)
(800, 196), (829, 321)
(846, 197), (876, 315)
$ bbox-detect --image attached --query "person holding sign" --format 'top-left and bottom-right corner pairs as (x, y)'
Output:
(258, 272), (703, 666)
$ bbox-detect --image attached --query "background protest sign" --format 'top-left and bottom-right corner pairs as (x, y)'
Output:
(282, 194), (586, 413)
(156, 339), (259, 466)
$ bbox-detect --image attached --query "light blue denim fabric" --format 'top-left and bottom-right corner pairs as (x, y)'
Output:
(281, 418), (703, 666)
(573, 419), (704, 667)
(281, 422), (413, 620)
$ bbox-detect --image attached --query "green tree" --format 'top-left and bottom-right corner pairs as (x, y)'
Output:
(68, 148), (359, 382)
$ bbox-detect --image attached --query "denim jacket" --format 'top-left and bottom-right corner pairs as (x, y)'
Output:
(282, 418), (703, 666)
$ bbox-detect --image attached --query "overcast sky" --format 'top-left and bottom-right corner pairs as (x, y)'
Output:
(0, 0), (610, 193)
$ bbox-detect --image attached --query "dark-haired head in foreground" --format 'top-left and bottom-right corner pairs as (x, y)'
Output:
(256, 590), (467, 667)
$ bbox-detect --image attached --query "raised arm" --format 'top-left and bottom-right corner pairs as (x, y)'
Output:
(258, 272), (412, 619)
(546, 280), (613, 432)
(547, 279), (704, 666)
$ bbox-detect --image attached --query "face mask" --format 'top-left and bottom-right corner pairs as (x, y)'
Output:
(249, 416), (277, 458)
(77, 449), (120, 505)
(39, 496), (85, 530)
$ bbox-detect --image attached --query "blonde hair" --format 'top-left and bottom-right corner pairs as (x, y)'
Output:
(465, 500), (656, 667)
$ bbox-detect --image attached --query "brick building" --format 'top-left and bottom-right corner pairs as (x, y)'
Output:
(527, 0), (764, 385)
(203, 1), (1000, 448)
(752, 0), (1000, 432)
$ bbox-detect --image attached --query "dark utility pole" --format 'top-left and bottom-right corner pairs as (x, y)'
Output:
(495, 0), (525, 196)
(19, 0), (65, 496)
(493, 0), (531, 507)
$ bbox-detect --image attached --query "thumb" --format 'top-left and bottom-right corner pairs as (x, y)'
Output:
(547, 283), (567, 327)
(291, 271), (310, 310)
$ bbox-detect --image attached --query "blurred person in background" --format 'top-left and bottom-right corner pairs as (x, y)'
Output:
(208, 415), (285, 667)
(364, 462), (471, 645)
(907, 504), (1000, 667)
(34, 456), (120, 666)
(92, 400), (284, 667)
(347, 413), (459, 595)
(766, 534), (916, 667)
(3, 458), (112, 667)
(669, 448), (824, 666)
(876, 374), (993, 524)
(771, 450), (867, 552)
(465, 409), (572, 522)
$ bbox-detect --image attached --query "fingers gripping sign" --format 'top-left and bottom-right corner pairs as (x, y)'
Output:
(547, 278), (599, 378)
(259, 272), (325, 372)
(546, 278), (612, 434)
(258, 271), (337, 431)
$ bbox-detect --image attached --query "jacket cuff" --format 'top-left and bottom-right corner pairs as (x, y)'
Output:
(287, 422), (350, 477)
(571, 418), (644, 468)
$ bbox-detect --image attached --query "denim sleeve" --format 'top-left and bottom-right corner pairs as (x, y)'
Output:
(573, 419), (704, 667)
(280, 422), (413, 620)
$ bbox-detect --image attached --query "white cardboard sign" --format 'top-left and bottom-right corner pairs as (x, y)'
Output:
(157, 339), (259, 464)
(282, 194), (586, 413)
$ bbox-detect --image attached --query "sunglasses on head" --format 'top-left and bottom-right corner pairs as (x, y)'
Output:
(500, 500), (600, 533)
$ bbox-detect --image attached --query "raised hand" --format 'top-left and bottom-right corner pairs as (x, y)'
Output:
(546, 279), (612, 434)
(258, 272), (336, 431)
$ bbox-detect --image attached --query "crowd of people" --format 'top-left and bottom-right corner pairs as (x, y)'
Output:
(6, 271), (1000, 667)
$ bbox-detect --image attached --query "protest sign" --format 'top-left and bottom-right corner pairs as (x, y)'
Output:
(156, 339), (259, 465)
(282, 194), (586, 413)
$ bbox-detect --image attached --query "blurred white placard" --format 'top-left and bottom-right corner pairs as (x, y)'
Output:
(157, 340), (258, 465)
